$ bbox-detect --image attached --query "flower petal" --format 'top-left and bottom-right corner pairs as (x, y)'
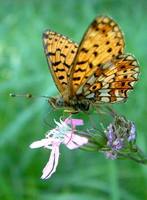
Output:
(29, 139), (51, 149)
(65, 118), (84, 128)
(64, 133), (88, 149)
(41, 145), (60, 179)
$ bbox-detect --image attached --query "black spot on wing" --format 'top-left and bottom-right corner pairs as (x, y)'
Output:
(53, 61), (61, 66)
(92, 20), (98, 29)
(93, 44), (99, 48)
(89, 63), (93, 69)
(60, 53), (66, 58)
(93, 51), (98, 57)
(81, 48), (89, 53)
(71, 50), (75, 54)
(58, 75), (65, 80)
(73, 77), (81, 81)
(75, 68), (86, 72)
(54, 68), (65, 72)
(77, 60), (88, 65)
(106, 41), (110, 45)
(46, 52), (55, 56)
(63, 61), (70, 69)
(107, 48), (112, 52)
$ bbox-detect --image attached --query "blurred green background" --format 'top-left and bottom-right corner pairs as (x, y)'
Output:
(1, 0), (147, 199)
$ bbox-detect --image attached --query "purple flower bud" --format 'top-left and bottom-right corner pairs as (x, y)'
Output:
(111, 138), (123, 150)
(107, 124), (115, 143)
(106, 123), (123, 151)
(128, 122), (136, 142)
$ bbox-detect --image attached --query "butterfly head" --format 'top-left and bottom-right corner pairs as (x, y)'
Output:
(48, 96), (65, 109)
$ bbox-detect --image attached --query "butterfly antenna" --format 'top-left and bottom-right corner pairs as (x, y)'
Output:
(9, 93), (50, 100)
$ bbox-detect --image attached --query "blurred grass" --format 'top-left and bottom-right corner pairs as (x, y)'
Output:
(1, 0), (147, 199)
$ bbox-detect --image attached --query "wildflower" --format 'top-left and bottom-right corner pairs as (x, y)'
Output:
(30, 118), (88, 179)
(104, 116), (136, 159)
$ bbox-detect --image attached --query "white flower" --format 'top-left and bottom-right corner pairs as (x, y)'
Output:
(30, 118), (88, 179)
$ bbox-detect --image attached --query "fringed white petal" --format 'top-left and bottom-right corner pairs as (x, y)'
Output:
(29, 139), (51, 149)
(41, 145), (60, 179)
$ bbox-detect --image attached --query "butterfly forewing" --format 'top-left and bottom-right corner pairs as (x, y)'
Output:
(69, 16), (125, 96)
(43, 30), (78, 95)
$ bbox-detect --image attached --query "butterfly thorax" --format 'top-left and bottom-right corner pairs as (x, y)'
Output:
(48, 96), (90, 112)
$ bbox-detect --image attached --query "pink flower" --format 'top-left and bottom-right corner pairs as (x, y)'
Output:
(30, 118), (88, 179)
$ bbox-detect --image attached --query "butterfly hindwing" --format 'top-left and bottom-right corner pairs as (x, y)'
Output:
(43, 30), (78, 95)
(79, 54), (139, 103)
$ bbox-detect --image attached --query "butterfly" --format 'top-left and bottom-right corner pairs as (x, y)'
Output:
(43, 16), (139, 112)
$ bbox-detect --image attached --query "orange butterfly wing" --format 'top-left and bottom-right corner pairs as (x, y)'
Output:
(69, 16), (125, 97)
(43, 30), (78, 95)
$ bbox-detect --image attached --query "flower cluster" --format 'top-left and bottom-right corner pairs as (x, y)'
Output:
(104, 116), (136, 159)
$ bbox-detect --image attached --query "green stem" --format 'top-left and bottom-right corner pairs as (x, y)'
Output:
(119, 146), (147, 164)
